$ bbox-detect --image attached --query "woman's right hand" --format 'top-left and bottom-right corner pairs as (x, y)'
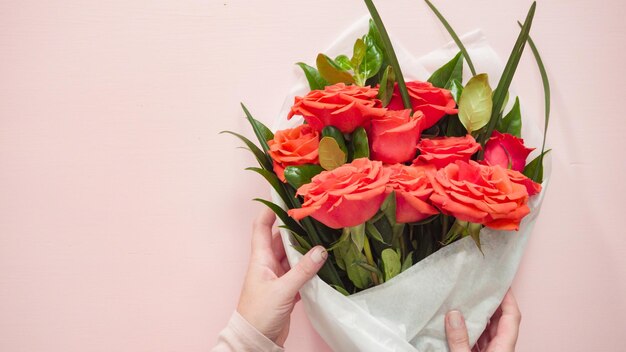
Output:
(445, 289), (521, 352)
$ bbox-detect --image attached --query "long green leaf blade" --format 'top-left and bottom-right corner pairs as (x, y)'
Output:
(479, 2), (536, 152)
(220, 131), (273, 171)
(246, 167), (292, 208)
(254, 198), (307, 237)
(518, 21), (551, 181)
(424, 0), (477, 76)
(363, 0), (412, 110)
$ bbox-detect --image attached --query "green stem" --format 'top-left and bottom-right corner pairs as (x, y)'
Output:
(363, 0), (412, 111)
(363, 235), (380, 285)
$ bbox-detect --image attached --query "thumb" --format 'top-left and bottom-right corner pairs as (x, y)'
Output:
(445, 310), (471, 352)
(280, 246), (327, 298)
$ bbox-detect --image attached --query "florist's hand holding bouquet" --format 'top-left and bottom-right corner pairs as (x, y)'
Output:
(224, 0), (550, 350)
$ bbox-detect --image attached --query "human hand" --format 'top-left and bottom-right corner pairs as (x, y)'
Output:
(237, 208), (328, 346)
(445, 289), (521, 352)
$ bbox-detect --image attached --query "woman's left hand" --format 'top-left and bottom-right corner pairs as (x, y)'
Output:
(237, 208), (328, 346)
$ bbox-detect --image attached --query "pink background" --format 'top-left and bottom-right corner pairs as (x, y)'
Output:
(1, 0), (625, 351)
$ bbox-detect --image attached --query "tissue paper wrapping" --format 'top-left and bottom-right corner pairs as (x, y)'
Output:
(271, 18), (550, 352)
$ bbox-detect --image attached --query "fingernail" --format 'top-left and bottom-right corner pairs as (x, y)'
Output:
(448, 310), (464, 329)
(311, 247), (328, 264)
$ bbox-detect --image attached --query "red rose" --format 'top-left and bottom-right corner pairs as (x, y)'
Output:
(288, 158), (390, 229)
(484, 131), (534, 172)
(268, 125), (320, 182)
(385, 164), (439, 223)
(387, 81), (458, 130)
(287, 83), (386, 133)
(369, 109), (423, 164)
(505, 168), (542, 196)
(413, 135), (481, 169)
(428, 160), (531, 230)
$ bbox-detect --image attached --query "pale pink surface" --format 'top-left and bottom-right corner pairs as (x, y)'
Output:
(0, 0), (624, 351)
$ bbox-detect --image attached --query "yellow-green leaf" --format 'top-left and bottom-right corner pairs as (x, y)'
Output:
(316, 54), (354, 85)
(319, 136), (347, 170)
(459, 74), (493, 133)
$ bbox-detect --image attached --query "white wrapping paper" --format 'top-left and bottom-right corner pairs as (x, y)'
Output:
(271, 17), (550, 352)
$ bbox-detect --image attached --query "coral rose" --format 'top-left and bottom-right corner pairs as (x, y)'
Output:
(484, 131), (534, 172)
(505, 168), (542, 196)
(287, 83), (386, 133)
(385, 164), (439, 223)
(413, 135), (481, 169)
(428, 160), (531, 230)
(288, 158), (390, 229)
(387, 81), (458, 130)
(369, 109), (424, 164)
(268, 125), (320, 182)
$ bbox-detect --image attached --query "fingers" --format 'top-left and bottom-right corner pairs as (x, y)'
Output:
(271, 230), (286, 261)
(445, 310), (471, 352)
(278, 246), (327, 298)
(489, 289), (521, 350)
(251, 208), (276, 257)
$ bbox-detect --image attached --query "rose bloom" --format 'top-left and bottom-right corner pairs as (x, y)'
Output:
(413, 134), (481, 169)
(428, 160), (531, 230)
(484, 131), (534, 172)
(387, 81), (458, 130)
(288, 158), (390, 229)
(385, 164), (439, 223)
(506, 168), (542, 196)
(268, 124), (320, 182)
(287, 83), (386, 133)
(369, 109), (424, 164)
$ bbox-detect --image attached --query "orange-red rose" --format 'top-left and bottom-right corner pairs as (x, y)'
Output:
(287, 83), (386, 133)
(385, 164), (439, 223)
(484, 131), (534, 172)
(506, 168), (542, 196)
(387, 81), (458, 130)
(268, 125), (320, 182)
(413, 135), (481, 169)
(369, 109), (424, 164)
(288, 158), (390, 229)
(428, 160), (531, 230)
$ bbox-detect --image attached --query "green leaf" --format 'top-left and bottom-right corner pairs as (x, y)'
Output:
(497, 97), (522, 137)
(220, 131), (273, 171)
(401, 251), (413, 272)
(467, 222), (483, 254)
(349, 224), (366, 252)
(322, 126), (348, 154)
(518, 21), (551, 182)
(334, 55), (353, 71)
(319, 136), (347, 170)
(283, 164), (324, 190)
(381, 191), (397, 226)
(279, 225), (312, 251)
(458, 74), (493, 133)
(296, 62), (329, 91)
(360, 35), (383, 80)
(363, 0), (411, 109)
(479, 2), (536, 151)
(449, 79), (463, 104)
(381, 248), (401, 282)
(424, 0), (477, 76)
(253, 198), (307, 237)
(377, 65), (396, 107)
(316, 53), (355, 85)
(428, 51), (464, 89)
(351, 38), (367, 69)
(241, 103), (272, 154)
(350, 127), (370, 159)
(337, 241), (371, 289)
(331, 284), (350, 296)
(523, 149), (551, 182)
(246, 167), (291, 208)
(365, 221), (386, 244)
(253, 118), (274, 142)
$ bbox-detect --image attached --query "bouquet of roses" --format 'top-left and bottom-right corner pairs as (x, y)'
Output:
(225, 0), (550, 350)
